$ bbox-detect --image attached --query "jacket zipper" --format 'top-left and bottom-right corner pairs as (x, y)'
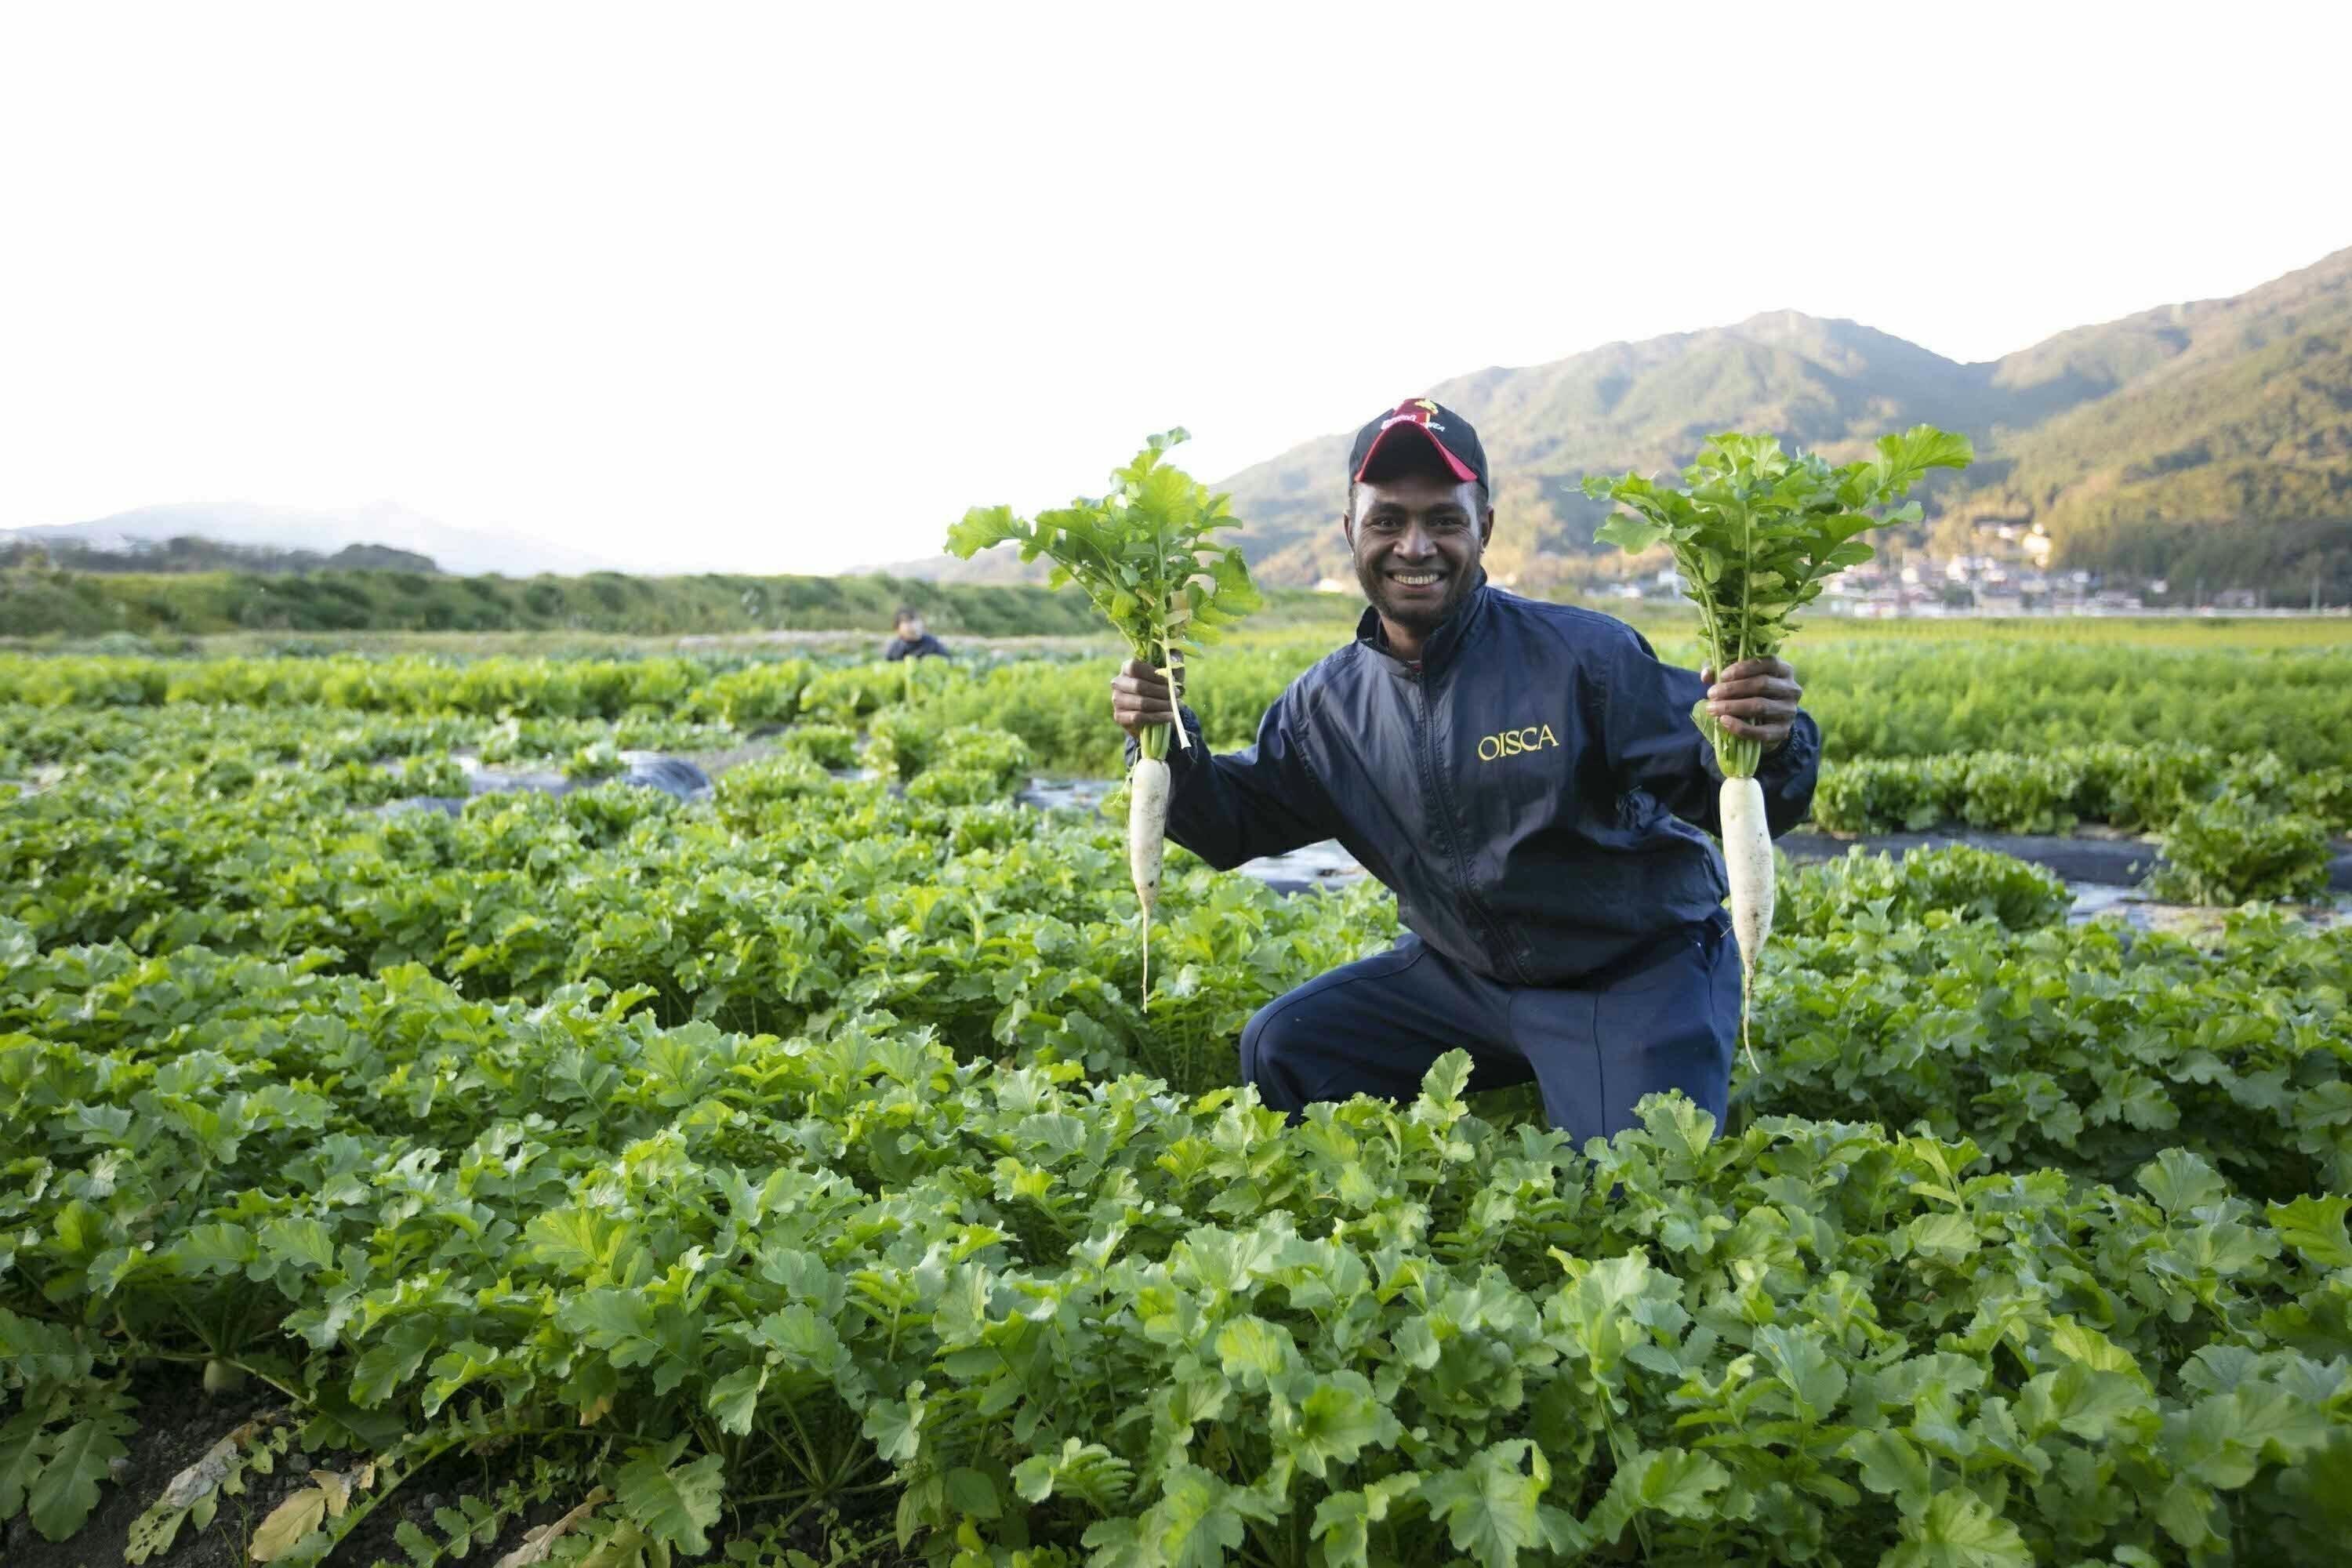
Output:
(1409, 665), (1534, 986)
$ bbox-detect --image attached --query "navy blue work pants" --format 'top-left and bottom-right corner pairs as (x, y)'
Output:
(1240, 913), (1739, 1145)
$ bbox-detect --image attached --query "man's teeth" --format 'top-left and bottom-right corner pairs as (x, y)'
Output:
(1392, 572), (1443, 586)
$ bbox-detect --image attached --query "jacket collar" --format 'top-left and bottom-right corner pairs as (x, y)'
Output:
(1356, 570), (1492, 678)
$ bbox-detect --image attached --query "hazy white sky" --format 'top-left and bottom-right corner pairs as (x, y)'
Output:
(4, 2), (2347, 575)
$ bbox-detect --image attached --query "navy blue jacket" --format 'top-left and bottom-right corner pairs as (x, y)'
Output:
(1154, 580), (1820, 986)
(884, 633), (949, 661)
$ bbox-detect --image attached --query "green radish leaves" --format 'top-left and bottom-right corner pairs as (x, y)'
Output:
(947, 430), (1261, 762)
(1869, 425), (1976, 492)
(1584, 424), (1973, 775)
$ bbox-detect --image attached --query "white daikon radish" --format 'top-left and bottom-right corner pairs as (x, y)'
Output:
(1129, 754), (1170, 996)
(1719, 774), (1773, 1068)
(1585, 426), (1974, 1078)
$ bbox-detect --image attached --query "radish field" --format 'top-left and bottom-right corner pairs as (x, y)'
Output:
(2, 632), (2350, 1566)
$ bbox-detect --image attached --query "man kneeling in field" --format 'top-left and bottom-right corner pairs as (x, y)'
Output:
(1111, 397), (1819, 1141)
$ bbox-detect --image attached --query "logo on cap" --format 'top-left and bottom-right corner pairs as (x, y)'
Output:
(1385, 397), (1446, 434)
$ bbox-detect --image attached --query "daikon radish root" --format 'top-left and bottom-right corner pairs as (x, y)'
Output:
(947, 430), (1261, 1001)
(1129, 755), (1170, 996)
(1585, 426), (1973, 1076)
(1719, 774), (1773, 1069)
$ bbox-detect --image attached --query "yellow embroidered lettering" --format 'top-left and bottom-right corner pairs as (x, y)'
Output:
(1476, 724), (1562, 763)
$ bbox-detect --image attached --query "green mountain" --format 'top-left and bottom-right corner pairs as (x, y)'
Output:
(0, 534), (441, 575)
(1944, 246), (2352, 596)
(1213, 245), (2352, 598)
(1214, 313), (2019, 587)
(8, 501), (625, 577)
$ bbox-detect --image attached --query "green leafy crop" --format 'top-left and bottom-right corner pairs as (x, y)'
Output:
(2151, 794), (2336, 904)
(948, 430), (1261, 761)
(5, 635), (2351, 1566)
(1584, 426), (1973, 775)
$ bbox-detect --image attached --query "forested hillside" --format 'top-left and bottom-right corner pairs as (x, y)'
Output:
(1950, 249), (2351, 596)
(1211, 246), (2352, 597)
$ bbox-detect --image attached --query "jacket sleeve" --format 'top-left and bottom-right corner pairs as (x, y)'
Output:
(1597, 628), (1820, 839)
(1123, 689), (1335, 871)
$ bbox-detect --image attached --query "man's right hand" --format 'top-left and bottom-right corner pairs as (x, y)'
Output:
(1111, 657), (1184, 739)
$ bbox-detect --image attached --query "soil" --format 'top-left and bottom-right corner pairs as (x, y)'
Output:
(11, 1363), (278, 1568)
(14, 1363), (919, 1568)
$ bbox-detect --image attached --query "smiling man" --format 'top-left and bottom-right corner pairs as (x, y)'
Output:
(1110, 397), (1820, 1141)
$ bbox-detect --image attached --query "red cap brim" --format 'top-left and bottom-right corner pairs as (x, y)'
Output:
(1354, 420), (1478, 485)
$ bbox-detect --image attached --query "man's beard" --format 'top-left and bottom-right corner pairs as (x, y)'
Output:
(1355, 554), (1475, 635)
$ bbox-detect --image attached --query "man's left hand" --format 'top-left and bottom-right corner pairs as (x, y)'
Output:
(1700, 658), (1802, 751)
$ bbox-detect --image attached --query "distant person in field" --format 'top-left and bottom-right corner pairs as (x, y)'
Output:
(1110, 397), (1818, 1143)
(884, 607), (949, 661)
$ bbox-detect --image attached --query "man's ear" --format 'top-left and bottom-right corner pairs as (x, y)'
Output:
(1479, 507), (1496, 550)
(1339, 510), (1356, 550)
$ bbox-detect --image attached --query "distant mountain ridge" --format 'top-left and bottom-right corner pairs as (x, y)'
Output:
(0, 533), (441, 575)
(27, 248), (2350, 597)
(5, 501), (625, 578)
(1210, 312), (2006, 587)
(887, 246), (2351, 597)
(1947, 247), (2352, 595)
(1210, 245), (2352, 593)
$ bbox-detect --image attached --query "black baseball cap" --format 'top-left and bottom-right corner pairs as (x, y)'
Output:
(1348, 397), (1489, 490)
